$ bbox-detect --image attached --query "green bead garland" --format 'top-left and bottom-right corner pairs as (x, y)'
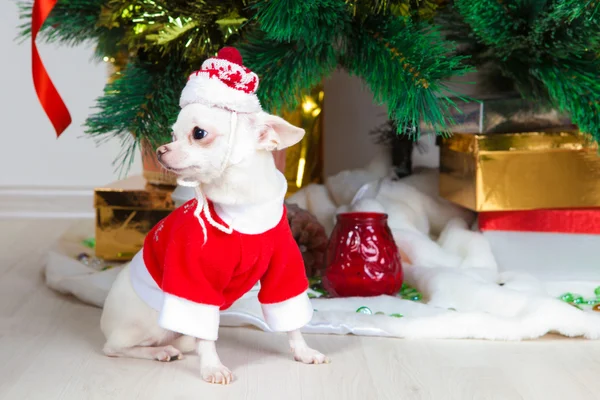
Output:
(82, 237), (96, 249)
(351, 283), (423, 318)
(558, 288), (600, 311)
(352, 286), (600, 318)
(398, 283), (423, 302)
(354, 307), (405, 318)
(560, 293), (574, 303)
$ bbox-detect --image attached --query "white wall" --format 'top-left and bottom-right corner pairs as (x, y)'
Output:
(1, 1), (141, 189)
(1, 1), (437, 190)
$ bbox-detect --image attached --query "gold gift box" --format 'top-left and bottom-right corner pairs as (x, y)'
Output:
(94, 176), (175, 261)
(439, 130), (600, 211)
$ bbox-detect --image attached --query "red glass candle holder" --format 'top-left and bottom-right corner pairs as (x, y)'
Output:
(323, 212), (403, 297)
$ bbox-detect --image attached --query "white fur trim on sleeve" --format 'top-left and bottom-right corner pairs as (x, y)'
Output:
(260, 291), (314, 332)
(159, 293), (220, 340)
(180, 76), (262, 113)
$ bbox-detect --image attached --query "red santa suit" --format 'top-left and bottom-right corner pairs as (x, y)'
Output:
(129, 171), (313, 341)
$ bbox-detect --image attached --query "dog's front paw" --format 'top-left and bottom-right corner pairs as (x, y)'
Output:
(291, 346), (330, 364)
(201, 363), (233, 385)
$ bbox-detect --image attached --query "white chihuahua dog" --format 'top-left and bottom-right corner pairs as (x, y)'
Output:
(100, 48), (328, 385)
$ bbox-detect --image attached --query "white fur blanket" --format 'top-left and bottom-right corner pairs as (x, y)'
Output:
(46, 157), (600, 340)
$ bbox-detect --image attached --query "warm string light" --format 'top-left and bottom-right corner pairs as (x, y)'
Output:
(294, 91), (324, 189)
(103, 52), (128, 84)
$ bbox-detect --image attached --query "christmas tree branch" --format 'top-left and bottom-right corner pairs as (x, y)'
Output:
(536, 63), (600, 143)
(342, 14), (471, 135)
(370, 31), (431, 88)
(239, 31), (337, 113)
(97, 0), (248, 62)
(250, 0), (350, 47)
(17, 0), (121, 58)
(441, 0), (600, 140)
(85, 58), (188, 172)
(18, 0), (475, 172)
(348, 0), (446, 20)
(453, 0), (525, 58)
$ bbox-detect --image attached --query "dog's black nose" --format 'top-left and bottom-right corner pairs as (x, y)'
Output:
(156, 145), (169, 159)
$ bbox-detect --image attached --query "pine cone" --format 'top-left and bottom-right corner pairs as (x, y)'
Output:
(286, 203), (329, 278)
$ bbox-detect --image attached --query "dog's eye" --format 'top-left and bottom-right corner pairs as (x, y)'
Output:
(192, 127), (208, 140)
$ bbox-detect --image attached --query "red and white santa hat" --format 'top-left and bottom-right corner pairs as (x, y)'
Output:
(179, 47), (261, 113)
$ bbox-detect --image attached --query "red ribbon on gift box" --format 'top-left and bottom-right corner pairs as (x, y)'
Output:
(479, 209), (600, 234)
(32, 0), (72, 137)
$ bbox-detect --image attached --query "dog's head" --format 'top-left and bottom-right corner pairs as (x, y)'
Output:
(156, 47), (304, 184)
(157, 103), (304, 183)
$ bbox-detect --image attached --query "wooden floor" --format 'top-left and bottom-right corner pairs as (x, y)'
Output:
(2, 218), (600, 400)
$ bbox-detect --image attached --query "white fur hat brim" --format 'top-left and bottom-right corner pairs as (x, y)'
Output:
(179, 75), (262, 113)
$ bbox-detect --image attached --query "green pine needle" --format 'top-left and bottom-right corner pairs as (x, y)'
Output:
(18, 0), (104, 42)
(251, 0), (351, 47)
(537, 64), (600, 144)
(240, 31), (338, 113)
(85, 59), (188, 174)
(342, 14), (471, 136)
(17, 0), (120, 59)
(444, 0), (600, 140)
(453, 0), (526, 58)
(96, 0), (248, 64)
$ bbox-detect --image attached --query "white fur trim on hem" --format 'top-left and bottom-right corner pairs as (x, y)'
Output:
(180, 76), (261, 113)
(261, 291), (314, 332)
(159, 293), (221, 340)
(129, 249), (164, 312)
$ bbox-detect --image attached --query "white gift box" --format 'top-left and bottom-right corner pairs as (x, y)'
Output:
(479, 209), (600, 295)
(483, 230), (600, 282)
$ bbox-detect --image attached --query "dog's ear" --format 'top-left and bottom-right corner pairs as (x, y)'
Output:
(257, 113), (305, 151)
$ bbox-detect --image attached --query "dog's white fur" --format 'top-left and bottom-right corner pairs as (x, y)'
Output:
(100, 103), (328, 385)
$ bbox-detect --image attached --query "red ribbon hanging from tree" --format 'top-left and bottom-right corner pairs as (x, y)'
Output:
(31, 0), (72, 137)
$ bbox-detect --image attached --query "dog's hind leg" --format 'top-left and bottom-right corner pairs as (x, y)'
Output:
(103, 341), (182, 362)
(101, 264), (183, 362)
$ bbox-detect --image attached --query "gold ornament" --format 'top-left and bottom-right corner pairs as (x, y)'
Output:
(281, 86), (325, 195)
